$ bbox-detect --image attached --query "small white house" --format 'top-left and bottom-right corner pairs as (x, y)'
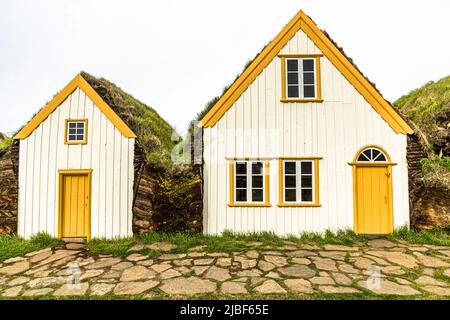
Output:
(199, 10), (413, 235)
(14, 74), (136, 240)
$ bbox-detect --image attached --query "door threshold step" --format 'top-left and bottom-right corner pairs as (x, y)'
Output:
(61, 237), (86, 243)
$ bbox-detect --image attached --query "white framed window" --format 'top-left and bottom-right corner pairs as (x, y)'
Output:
(280, 159), (320, 206)
(65, 119), (88, 144)
(230, 160), (270, 206)
(285, 58), (317, 99)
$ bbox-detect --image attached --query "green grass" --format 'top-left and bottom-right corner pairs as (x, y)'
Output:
(87, 227), (450, 258)
(0, 136), (12, 152)
(387, 225), (450, 246)
(0, 233), (59, 262)
(87, 229), (368, 258)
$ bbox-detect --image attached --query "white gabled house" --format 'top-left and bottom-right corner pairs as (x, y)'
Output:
(199, 10), (413, 235)
(14, 74), (136, 240)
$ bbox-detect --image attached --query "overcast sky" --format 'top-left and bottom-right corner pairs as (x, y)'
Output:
(1, 0), (449, 136)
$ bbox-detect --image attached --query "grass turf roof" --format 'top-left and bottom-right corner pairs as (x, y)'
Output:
(80, 72), (177, 163)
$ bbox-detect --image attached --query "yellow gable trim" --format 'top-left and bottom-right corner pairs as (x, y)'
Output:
(15, 74), (137, 139)
(199, 10), (413, 135)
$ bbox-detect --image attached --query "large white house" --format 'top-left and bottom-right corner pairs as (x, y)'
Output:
(199, 10), (413, 236)
(14, 74), (136, 240)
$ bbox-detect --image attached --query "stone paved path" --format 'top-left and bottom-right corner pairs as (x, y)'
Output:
(0, 240), (449, 298)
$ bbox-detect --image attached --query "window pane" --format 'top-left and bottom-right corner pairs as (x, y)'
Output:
(77, 129), (84, 134)
(236, 176), (247, 188)
(77, 122), (85, 128)
(252, 162), (263, 175)
(287, 72), (298, 85)
(301, 161), (312, 174)
(285, 189), (296, 202)
(376, 154), (387, 162)
(301, 189), (313, 202)
(69, 129), (76, 134)
(68, 135), (76, 141)
(303, 59), (314, 72)
(285, 175), (296, 188)
(372, 149), (380, 159)
(236, 162), (247, 174)
(284, 162), (296, 174)
(236, 189), (247, 202)
(357, 153), (369, 162)
(303, 72), (315, 85)
(301, 176), (312, 188)
(252, 189), (263, 202)
(303, 85), (315, 98)
(287, 59), (298, 71)
(287, 86), (299, 98)
(76, 135), (84, 141)
(252, 176), (263, 188)
(69, 123), (76, 128)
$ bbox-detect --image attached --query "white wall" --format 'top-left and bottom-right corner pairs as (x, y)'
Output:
(203, 29), (409, 235)
(18, 87), (134, 239)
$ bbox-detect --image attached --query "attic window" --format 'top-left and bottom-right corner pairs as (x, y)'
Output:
(65, 119), (88, 145)
(280, 55), (323, 103)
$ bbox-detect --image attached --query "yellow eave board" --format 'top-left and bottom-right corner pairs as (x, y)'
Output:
(14, 74), (137, 139)
(199, 10), (413, 135)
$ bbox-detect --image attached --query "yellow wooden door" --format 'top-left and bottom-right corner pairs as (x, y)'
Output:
(61, 174), (90, 238)
(354, 166), (393, 234)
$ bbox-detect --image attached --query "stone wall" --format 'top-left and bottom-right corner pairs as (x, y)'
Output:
(0, 140), (19, 234)
(407, 134), (450, 229)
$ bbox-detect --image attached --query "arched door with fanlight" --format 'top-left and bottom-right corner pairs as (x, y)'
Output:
(349, 145), (395, 234)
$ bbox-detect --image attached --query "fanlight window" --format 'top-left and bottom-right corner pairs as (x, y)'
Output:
(356, 147), (387, 162)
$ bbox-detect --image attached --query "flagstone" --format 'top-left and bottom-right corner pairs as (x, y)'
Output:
(159, 253), (186, 260)
(221, 281), (247, 294)
(35, 250), (80, 267)
(193, 258), (215, 266)
(323, 244), (358, 252)
(0, 261), (30, 275)
(264, 255), (288, 267)
(216, 258), (232, 267)
(319, 286), (360, 294)
(3, 256), (27, 264)
(415, 276), (447, 286)
(367, 239), (396, 248)
(358, 279), (420, 295)
(114, 280), (158, 295)
(278, 265), (316, 279)
(1, 286), (22, 297)
(366, 251), (418, 268)
(318, 251), (347, 261)
(25, 248), (52, 257)
(80, 269), (104, 280)
(7, 276), (30, 286)
(421, 286), (450, 296)
(257, 260), (276, 272)
(126, 253), (148, 262)
(414, 253), (449, 268)
(150, 263), (172, 273)
(146, 242), (177, 252)
(254, 280), (286, 293)
(120, 266), (155, 282)
(310, 276), (335, 285)
(22, 288), (54, 296)
(204, 266), (231, 281)
(291, 258), (311, 265)
(111, 262), (134, 271)
(284, 279), (313, 293)
(54, 282), (89, 296)
(234, 256), (257, 269)
(28, 277), (66, 288)
(85, 258), (122, 269)
(311, 258), (338, 271)
(160, 277), (216, 294)
(331, 273), (352, 286)
(90, 283), (115, 296)
(191, 266), (209, 276)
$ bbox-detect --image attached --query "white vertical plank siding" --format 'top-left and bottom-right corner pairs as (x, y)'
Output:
(18, 90), (135, 239)
(203, 28), (410, 235)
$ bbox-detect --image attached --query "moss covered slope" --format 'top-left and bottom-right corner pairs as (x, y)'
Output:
(394, 75), (450, 155)
(81, 71), (177, 163)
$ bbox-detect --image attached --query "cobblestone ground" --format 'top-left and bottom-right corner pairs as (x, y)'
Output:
(0, 240), (449, 298)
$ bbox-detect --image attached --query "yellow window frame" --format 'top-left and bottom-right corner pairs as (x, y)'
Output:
(278, 157), (321, 207)
(65, 119), (88, 145)
(229, 159), (271, 207)
(280, 54), (323, 103)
